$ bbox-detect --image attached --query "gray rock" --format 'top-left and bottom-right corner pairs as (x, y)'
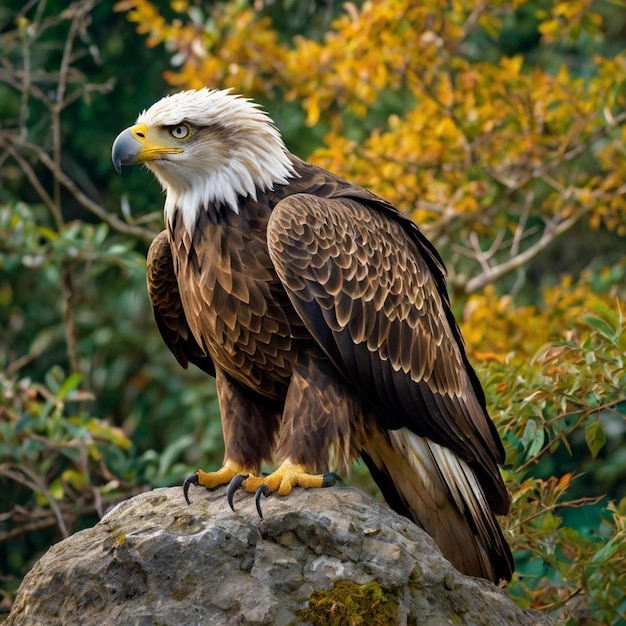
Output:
(5, 486), (550, 625)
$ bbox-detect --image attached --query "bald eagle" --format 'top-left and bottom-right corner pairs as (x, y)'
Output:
(112, 88), (513, 583)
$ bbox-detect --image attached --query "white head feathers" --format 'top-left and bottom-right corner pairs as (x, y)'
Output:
(137, 88), (295, 233)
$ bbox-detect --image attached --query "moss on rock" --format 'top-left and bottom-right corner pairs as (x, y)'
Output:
(296, 579), (398, 626)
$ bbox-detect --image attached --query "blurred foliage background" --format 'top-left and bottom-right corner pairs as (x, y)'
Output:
(1, 0), (625, 623)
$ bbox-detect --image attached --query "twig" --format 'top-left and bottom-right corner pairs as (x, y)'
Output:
(0, 517), (60, 543)
(4, 132), (155, 242)
(460, 210), (584, 293)
(536, 587), (584, 612)
(0, 463), (69, 538)
(517, 494), (605, 526)
(5, 143), (59, 220)
(514, 397), (626, 475)
(510, 191), (534, 259)
(51, 2), (96, 374)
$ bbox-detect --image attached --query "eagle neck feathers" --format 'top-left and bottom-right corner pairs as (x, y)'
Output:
(164, 149), (295, 236)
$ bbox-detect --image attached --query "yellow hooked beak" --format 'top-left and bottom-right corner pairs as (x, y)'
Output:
(111, 123), (184, 173)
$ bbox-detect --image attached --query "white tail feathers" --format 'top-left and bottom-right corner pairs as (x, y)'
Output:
(364, 428), (512, 583)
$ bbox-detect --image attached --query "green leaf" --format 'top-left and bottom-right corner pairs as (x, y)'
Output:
(58, 372), (83, 400)
(590, 536), (619, 564)
(585, 421), (606, 459)
(37, 226), (59, 242)
(44, 366), (65, 394)
(582, 314), (617, 343)
(93, 223), (109, 246)
(157, 434), (194, 480)
(521, 419), (545, 460)
(585, 350), (596, 365)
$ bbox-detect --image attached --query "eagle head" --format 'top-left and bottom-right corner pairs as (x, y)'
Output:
(112, 88), (295, 232)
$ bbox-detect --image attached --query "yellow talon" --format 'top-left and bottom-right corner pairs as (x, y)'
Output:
(183, 461), (257, 504)
(195, 465), (244, 489)
(240, 461), (334, 496)
(184, 459), (341, 510)
(238, 461), (342, 517)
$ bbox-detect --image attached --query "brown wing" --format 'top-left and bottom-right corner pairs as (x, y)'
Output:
(267, 192), (513, 582)
(146, 230), (215, 376)
(267, 194), (506, 493)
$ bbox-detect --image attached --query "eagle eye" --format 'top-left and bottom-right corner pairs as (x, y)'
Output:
(169, 124), (190, 140)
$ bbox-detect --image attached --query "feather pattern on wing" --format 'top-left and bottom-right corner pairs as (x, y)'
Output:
(147, 230), (215, 376)
(267, 194), (506, 479)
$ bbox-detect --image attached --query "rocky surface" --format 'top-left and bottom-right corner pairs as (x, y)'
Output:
(5, 485), (550, 625)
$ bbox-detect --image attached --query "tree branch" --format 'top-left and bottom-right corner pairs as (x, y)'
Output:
(458, 210), (585, 294)
(0, 463), (69, 538)
(4, 132), (156, 242)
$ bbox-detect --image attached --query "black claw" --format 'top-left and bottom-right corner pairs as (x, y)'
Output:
(183, 473), (199, 505)
(227, 474), (249, 511)
(322, 472), (342, 487)
(255, 484), (271, 518)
